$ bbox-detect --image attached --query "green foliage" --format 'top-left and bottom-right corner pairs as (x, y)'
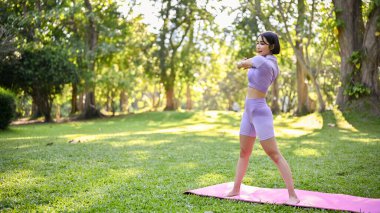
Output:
(0, 88), (16, 129)
(0, 46), (77, 121)
(348, 51), (362, 71)
(152, 0), (216, 110)
(344, 83), (371, 99)
(0, 0), (362, 116)
(96, 14), (152, 113)
(367, 0), (380, 18)
(335, 18), (345, 29)
(233, 14), (260, 58)
(373, 1), (380, 33)
(333, 8), (345, 28)
(8, 47), (77, 95)
(219, 69), (246, 110)
(345, 51), (370, 99)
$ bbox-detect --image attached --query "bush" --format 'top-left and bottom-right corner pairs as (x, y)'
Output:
(0, 88), (16, 129)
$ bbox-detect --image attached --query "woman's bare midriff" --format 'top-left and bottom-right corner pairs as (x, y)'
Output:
(247, 87), (266, 99)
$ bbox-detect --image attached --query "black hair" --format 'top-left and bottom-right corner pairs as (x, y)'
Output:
(259, 31), (280, 54)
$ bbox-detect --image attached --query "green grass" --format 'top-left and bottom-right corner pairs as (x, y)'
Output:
(0, 110), (379, 212)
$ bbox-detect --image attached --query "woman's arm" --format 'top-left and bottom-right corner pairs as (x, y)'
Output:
(237, 56), (266, 69)
(236, 57), (254, 69)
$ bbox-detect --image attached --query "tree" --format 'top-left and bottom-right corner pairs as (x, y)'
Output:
(152, 0), (213, 110)
(178, 27), (197, 110)
(58, 0), (131, 118)
(79, 0), (100, 118)
(0, 0), (68, 118)
(275, 0), (326, 114)
(333, 0), (380, 110)
(157, 0), (191, 110)
(0, 47), (77, 122)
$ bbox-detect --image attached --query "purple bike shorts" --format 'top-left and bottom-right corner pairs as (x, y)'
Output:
(239, 98), (275, 141)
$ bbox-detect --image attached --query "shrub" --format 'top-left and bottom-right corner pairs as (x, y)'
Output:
(0, 88), (16, 129)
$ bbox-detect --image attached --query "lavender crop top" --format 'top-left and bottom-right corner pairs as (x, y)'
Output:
(247, 55), (279, 93)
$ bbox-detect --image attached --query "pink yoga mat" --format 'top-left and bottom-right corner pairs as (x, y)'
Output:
(185, 182), (380, 212)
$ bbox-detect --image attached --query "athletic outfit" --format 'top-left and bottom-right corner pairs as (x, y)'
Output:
(239, 55), (279, 141)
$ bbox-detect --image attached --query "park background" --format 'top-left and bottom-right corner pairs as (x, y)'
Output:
(0, 0), (379, 212)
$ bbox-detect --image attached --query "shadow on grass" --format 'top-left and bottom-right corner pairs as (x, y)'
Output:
(341, 111), (380, 135)
(277, 110), (379, 196)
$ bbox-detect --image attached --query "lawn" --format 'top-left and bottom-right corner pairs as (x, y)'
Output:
(0, 109), (379, 212)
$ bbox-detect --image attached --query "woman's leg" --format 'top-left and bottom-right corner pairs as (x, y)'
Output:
(226, 134), (256, 197)
(260, 137), (300, 204)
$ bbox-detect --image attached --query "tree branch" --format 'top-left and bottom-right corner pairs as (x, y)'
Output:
(277, 2), (296, 50)
(305, 0), (316, 65)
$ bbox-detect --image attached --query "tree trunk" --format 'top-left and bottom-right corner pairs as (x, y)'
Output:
(227, 99), (233, 111)
(43, 110), (52, 122)
(186, 83), (192, 110)
(295, 0), (312, 115)
(70, 83), (78, 115)
(106, 90), (111, 112)
(159, 1), (171, 111)
(46, 96), (53, 122)
(55, 103), (61, 120)
(82, 0), (100, 119)
(361, 4), (380, 98)
(296, 61), (310, 115)
(83, 91), (98, 118)
(120, 90), (128, 112)
(69, 1), (80, 116)
(32, 93), (52, 122)
(332, 0), (365, 107)
(78, 92), (84, 112)
(31, 101), (42, 119)
(311, 75), (326, 112)
(164, 88), (175, 111)
(157, 0), (193, 111)
(153, 83), (161, 111)
(111, 90), (116, 116)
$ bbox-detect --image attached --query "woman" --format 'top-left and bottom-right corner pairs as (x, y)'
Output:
(227, 31), (300, 205)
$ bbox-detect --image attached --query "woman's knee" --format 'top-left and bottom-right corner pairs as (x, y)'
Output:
(239, 135), (254, 158)
(267, 151), (282, 164)
(240, 147), (252, 158)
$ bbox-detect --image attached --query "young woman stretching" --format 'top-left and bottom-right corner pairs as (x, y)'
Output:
(226, 31), (300, 205)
